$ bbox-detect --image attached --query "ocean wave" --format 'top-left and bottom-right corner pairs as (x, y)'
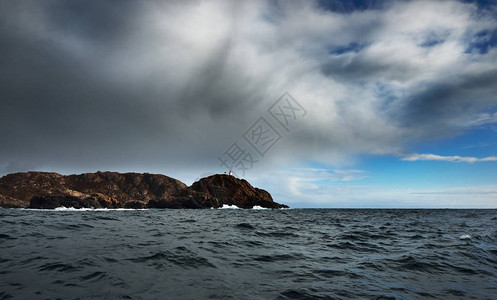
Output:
(390, 255), (446, 273)
(253, 253), (304, 262)
(19, 207), (148, 211)
(79, 271), (108, 282)
(219, 204), (240, 209)
(38, 262), (81, 273)
(52, 207), (148, 211)
(128, 248), (216, 269)
(1, 208), (496, 299)
(252, 205), (268, 210)
(0, 234), (16, 240)
(236, 223), (255, 229)
(278, 288), (335, 300)
(20, 205), (274, 211)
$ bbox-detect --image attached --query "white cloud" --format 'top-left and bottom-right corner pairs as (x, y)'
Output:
(401, 153), (497, 163)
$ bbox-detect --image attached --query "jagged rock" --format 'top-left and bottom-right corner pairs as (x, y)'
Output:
(124, 200), (146, 209)
(86, 193), (121, 208)
(182, 174), (288, 209)
(0, 171), (186, 208)
(29, 195), (96, 209)
(0, 172), (287, 209)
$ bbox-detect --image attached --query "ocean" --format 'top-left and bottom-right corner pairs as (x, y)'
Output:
(0, 208), (496, 299)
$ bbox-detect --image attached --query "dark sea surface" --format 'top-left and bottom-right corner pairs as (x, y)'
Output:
(0, 208), (496, 299)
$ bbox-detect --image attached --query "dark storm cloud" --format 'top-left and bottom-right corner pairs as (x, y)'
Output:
(46, 0), (138, 43)
(1, 0), (497, 178)
(0, 0), (271, 175)
(321, 53), (418, 83)
(179, 37), (267, 119)
(316, 0), (394, 13)
(398, 69), (497, 131)
(0, 1), (175, 171)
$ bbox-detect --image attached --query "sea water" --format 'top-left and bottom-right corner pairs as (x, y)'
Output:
(1, 208), (496, 299)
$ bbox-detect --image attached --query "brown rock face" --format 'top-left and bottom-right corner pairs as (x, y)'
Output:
(171, 174), (288, 209)
(0, 172), (287, 209)
(0, 171), (186, 208)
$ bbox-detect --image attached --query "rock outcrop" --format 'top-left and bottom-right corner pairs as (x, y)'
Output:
(0, 172), (287, 209)
(148, 174), (287, 209)
(0, 171), (186, 208)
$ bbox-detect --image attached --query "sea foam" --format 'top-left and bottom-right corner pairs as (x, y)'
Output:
(219, 204), (240, 209)
(53, 207), (147, 211)
(252, 206), (268, 210)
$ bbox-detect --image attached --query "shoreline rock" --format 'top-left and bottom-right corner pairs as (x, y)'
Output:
(0, 171), (288, 209)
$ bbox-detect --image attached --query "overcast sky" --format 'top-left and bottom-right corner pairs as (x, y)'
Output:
(1, 0), (497, 207)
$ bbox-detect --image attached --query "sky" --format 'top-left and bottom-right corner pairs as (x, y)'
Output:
(1, 0), (497, 208)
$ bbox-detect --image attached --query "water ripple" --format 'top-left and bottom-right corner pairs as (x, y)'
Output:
(0, 208), (495, 299)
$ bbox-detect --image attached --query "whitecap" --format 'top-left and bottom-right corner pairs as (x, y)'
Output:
(53, 207), (147, 211)
(55, 207), (88, 211)
(459, 234), (472, 240)
(252, 206), (267, 210)
(219, 204), (240, 209)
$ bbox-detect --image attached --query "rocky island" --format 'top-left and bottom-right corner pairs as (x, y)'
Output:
(0, 171), (288, 209)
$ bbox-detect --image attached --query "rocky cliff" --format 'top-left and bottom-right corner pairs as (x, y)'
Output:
(0, 172), (287, 209)
(149, 174), (287, 209)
